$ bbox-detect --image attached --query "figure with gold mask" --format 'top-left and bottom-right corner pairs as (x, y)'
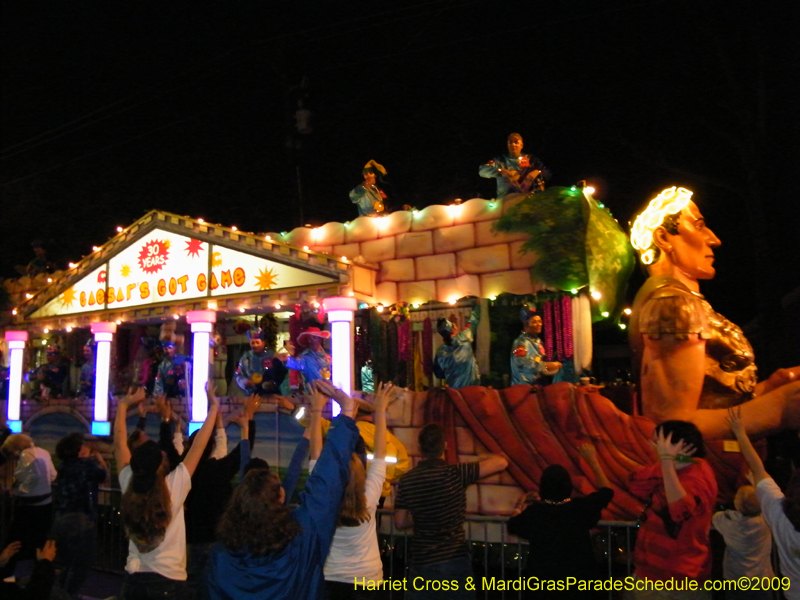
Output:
(629, 186), (799, 440)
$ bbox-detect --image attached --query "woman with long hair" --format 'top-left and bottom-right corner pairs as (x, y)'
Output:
(113, 383), (219, 600)
(313, 382), (399, 599)
(207, 380), (361, 600)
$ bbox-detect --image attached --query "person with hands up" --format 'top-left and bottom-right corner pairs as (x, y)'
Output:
(0, 540), (58, 600)
(114, 383), (219, 600)
(318, 382), (398, 599)
(207, 378), (361, 600)
(727, 407), (800, 599)
(627, 421), (717, 597)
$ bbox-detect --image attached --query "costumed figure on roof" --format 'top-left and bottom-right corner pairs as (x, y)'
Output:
(511, 306), (562, 386)
(628, 186), (800, 440)
(234, 327), (288, 396)
(349, 160), (388, 217)
(153, 340), (191, 399)
(31, 345), (69, 399)
(26, 240), (56, 277)
(286, 327), (332, 393)
(479, 133), (551, 198)
(77, 340), (96, 398)
(432, 304), (481, 389)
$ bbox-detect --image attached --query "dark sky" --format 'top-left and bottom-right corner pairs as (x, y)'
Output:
(2, 1), (797, 331)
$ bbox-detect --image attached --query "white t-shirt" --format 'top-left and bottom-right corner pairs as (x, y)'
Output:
(756, 478), (800, 600)
(119, 463), (192, 581)
(14, 446), (57, 503)
(711, 509), (773, 579)
(310, 457), (387, 584)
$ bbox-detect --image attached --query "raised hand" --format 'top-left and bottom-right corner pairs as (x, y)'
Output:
(244, 394), (262, 420)
(0, 541), (21, 568)
(36, 540), (56, 562)
(206, 381), (219, 409)
(726, 406), (746, 439)
(122, 385), (146, 408)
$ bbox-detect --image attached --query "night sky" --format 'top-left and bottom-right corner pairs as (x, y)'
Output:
(2, 1), (797, 354)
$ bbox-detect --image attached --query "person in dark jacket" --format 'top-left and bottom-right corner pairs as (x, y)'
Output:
(51, 432), (108, 598)
(507, 442), (614, 599)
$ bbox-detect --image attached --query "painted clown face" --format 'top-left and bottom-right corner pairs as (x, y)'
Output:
(250, 338), (266, 353)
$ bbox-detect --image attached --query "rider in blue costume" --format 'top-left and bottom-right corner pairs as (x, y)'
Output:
(234, 328), (288, 396)
(153, 340), (191, 399)
(349, 160), (387, 217)
(286, 327), (332, 393)
(510, 307), (562, 385)
(432, 305), (481, 389)
(479, 133), (551, 198)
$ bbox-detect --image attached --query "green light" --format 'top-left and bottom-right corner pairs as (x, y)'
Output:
(570, 288), (578, 294)
(570, 186), (577, 192)
(601, 311), (609, 318)
(619, 323), (627, 330)
(598, 203), (604, 208)
(281, 232), (287, 236)
(488, 202), (496, 209)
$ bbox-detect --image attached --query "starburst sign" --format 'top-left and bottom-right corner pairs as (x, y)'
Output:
(255, 268), (278, 290)
(138, 239), (170, 274)
(185, 239), (203, 258)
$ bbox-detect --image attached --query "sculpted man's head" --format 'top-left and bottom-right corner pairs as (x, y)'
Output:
(507, 133), (523, 158)
(630, 186), (721, 288)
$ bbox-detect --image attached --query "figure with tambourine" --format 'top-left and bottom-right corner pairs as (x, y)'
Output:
(350, 159), (388, 217)
(479, 132), (551, 198)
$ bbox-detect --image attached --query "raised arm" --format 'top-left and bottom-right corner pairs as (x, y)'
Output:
(727, 406), (769, 484)
(314, 378), (356, 419)
(308, 389), (327, 462)
(655, 429), (695, 505)
(181, 382), (220, 477)
(578, 442), (611, 489)
(372, 383), (391, 460)
(114, 387), (145, 470)
(478, 453), (508, 479)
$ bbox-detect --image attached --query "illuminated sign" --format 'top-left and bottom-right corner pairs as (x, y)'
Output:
(30, 228), (340, 318)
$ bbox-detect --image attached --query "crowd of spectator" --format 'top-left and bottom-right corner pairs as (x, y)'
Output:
(1, 387), (798, 599)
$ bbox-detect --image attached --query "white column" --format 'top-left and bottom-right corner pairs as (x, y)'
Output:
(186, 310), (216, 434)
(322, 297), (358, 417)
(4, 331), (28, 433)
(90, 322), (117, 436)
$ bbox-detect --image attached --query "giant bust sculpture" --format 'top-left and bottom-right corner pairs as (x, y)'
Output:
(629, 186), (799, 439)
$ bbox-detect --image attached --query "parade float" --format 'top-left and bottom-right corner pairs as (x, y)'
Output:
(4, 184), (795, 522)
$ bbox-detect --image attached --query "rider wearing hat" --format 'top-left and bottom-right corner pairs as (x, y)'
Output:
(153, 340), (191, 399)
(286, 327), (332, 393)
(235, 328), (288, 396)
(432, 304), (481, 390)
(510, 306), (561, 386)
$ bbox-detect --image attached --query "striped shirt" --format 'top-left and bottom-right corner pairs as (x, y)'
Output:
(395, 459), (479, 566)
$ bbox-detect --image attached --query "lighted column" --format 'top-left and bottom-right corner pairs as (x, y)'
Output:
(4, 331), (28, 433)
(323, 297), (358, 417)
(90, 322), (117, 436)
(186, 310), (216, 434)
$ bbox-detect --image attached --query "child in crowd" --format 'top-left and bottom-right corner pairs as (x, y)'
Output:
(712, 484), (774, 599)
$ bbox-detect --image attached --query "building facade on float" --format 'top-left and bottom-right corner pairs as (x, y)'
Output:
(2, 191), (638, 519)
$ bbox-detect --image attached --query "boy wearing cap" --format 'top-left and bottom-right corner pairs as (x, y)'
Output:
(510, 308), (561, 386)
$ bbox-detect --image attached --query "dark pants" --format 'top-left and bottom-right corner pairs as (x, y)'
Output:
(186, 542), (214, 600)
(326, 580), (380, 600)
(51, 512), (96, 597)
(407, 555), (475, 600)
(122, 572), (186, 600)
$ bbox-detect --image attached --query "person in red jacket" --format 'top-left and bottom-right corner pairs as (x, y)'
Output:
(628, 420), (717, 598)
